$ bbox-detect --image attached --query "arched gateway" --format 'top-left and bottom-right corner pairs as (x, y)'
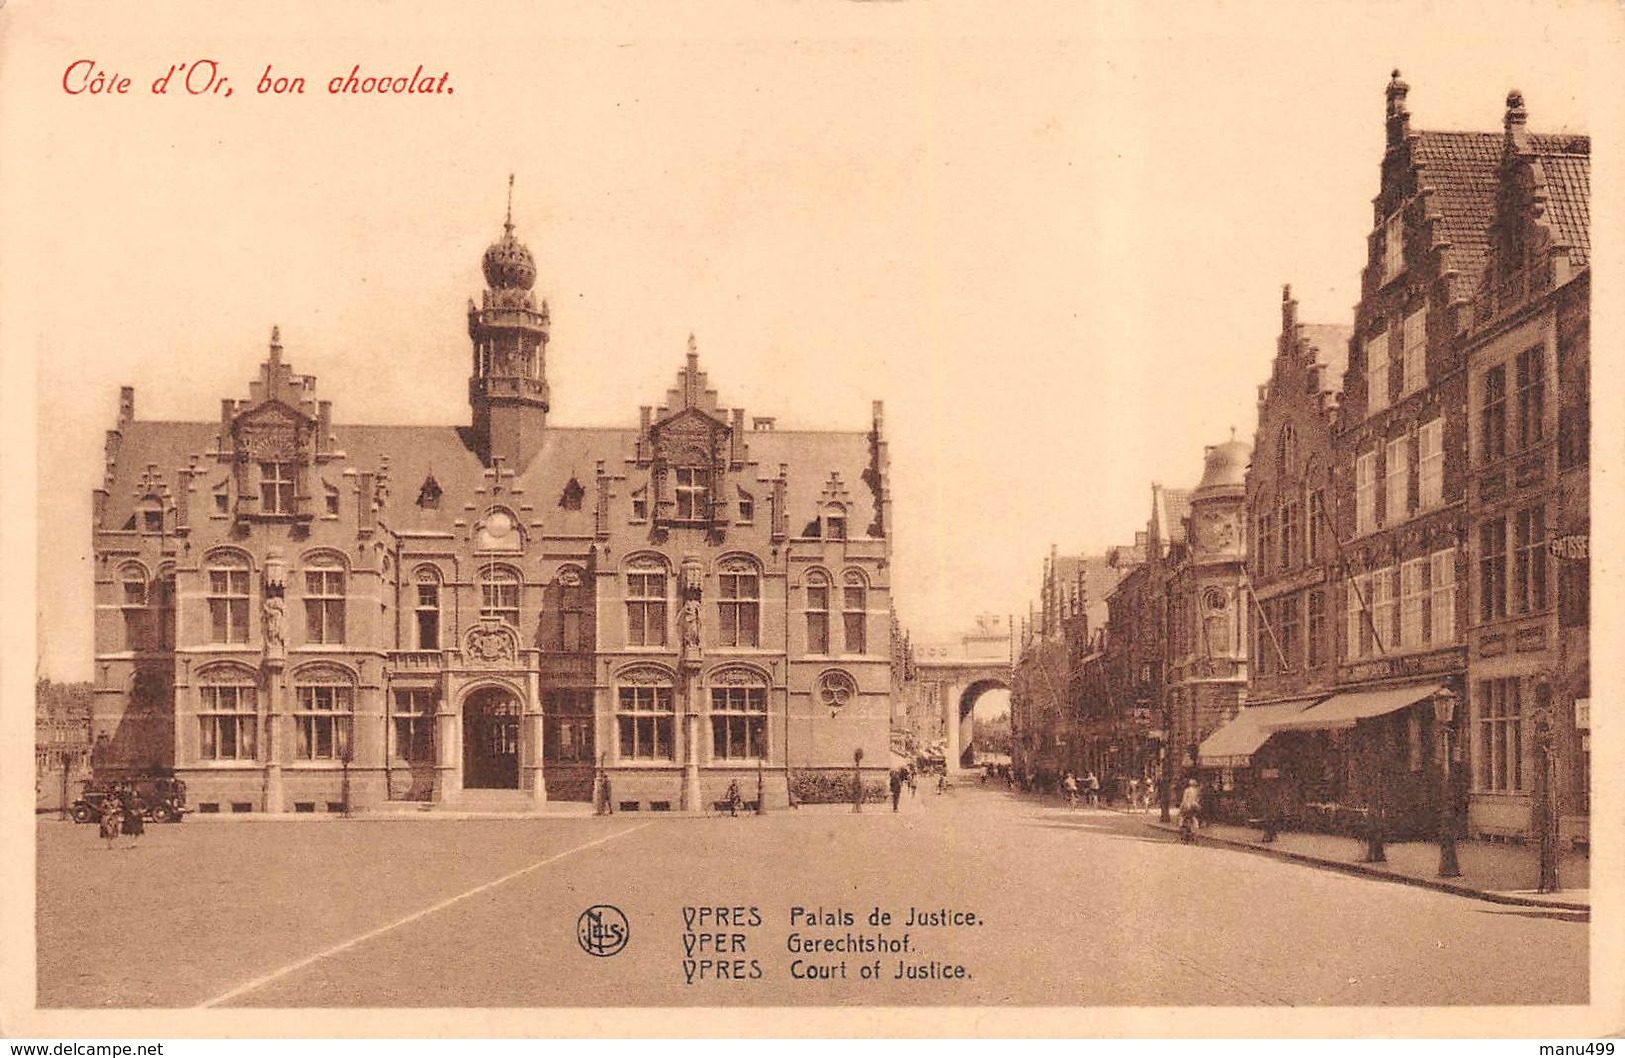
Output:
(913, 616), (1013, 770)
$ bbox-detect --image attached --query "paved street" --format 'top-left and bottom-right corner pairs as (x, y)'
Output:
(37, 781), (1586, 1008)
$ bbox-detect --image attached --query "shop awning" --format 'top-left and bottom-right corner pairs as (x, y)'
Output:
(1267, 683), (1445, 733)
(1197, 699), (1321, 767)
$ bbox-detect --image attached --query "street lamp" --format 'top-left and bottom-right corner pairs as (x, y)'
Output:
(852, 746), (864, 813)
(1533, 700), (1560, 893)
(1432, 691), (1460, 878)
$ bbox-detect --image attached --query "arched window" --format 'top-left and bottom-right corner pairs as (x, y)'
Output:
(197, 665), (258, 761)
(717, 558), (760, 647)
(480, 566), (522, 628)
(304, 553), (348, 644)
(805, 571), (831, 655)
(414, 567), (442, 650)
(842, 571), (868, 654)
(624, 557), (668, 647)
(710, 668), (768, 760)
(616, 667), (674, 760)
(1277, 423), (1299, 479)
(206, 552), (251, 644)
(294, 665), (355, 761)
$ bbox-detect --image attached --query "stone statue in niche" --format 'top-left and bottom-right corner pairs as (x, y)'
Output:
(262, 596), (286, 658)
(680, 599), (702, 659)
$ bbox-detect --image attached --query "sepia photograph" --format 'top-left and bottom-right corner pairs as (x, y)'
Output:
(2, 0), (1620, 1040)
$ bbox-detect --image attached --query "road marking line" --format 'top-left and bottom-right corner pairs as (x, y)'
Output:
(197, 821), (654, 1008)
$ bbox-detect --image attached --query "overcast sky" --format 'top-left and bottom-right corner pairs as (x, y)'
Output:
(4, 0), (1613, 681)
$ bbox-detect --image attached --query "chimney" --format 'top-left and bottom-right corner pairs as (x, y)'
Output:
(1385, 69), (1411, 152)
(1504, 88), (1530, 154)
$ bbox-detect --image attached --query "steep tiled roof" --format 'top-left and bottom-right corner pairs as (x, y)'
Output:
(1412, 131), (1503, 293)
(1531, 134), (1590, 269)
(1052, 553), (1130, 634)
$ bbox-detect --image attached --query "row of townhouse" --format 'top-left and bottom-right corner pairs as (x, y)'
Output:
(1016, 75), (1590, 847)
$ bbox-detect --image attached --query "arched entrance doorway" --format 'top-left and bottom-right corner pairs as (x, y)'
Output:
(463, 687), (522, 789)
(957, 679), (1010, 768)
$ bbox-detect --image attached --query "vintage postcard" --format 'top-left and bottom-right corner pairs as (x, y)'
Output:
(3, 0), (1621, 1040)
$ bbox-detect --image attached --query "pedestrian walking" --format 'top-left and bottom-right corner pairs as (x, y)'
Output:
(1127, 777), (1140, 813)
(889, 769), (904, 812)
(1085, 771), (1100, 808)
(1179, 778), (1202, 843)
(1062, 771), (1078, 809)
(98, 793), (123, 850)
(907, 766), (917, 798)
(120, 788), (146, 843)
(724, 779), (742, 817)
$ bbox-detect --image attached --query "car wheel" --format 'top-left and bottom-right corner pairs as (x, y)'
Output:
(70, 803), (95, 825)
(151, 803), (177, 824)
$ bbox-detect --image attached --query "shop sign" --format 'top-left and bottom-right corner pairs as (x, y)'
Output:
(1548, 534), (1588, 560)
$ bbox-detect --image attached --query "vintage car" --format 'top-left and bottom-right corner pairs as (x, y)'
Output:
(69, 775), (189, 824)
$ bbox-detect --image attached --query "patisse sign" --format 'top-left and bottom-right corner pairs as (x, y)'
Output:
(1548, 534), (1588, 560)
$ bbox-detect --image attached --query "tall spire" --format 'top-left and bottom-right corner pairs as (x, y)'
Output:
(505, 173), (515, 235)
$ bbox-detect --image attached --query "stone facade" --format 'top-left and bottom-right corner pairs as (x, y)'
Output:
(90, 211), (895, 814)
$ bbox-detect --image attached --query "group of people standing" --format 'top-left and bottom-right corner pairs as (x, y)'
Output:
(96, 786), (146, 849)
(1059, 770), (1102, 808)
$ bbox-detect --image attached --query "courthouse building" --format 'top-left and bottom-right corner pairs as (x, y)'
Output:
(90, 209), (895, 813)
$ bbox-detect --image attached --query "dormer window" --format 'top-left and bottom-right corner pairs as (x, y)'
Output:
(260, 461), (296, 514)
(416, 474), (443, 510)
(140, 506), (165, 534)
(675, 466), (711, 522)
(560, 477), (585, 511)
(823, 504), (848, 541)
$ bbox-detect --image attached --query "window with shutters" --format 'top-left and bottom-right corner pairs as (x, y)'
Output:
(1418, 418), (1444, 510)
(1366, 331), (1390, 415)
(1400, 307), (1427, 396)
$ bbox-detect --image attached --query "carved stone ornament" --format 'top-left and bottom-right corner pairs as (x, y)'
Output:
(465, 621), (519, 665)
(710, 666), (767, 688)
(235, 408), (302, 462)
(617, 664), (674, 687)
(1194, 509), (1240, 552)
(817, 670), (857, 711)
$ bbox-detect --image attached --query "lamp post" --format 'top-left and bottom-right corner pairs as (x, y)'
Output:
(1533, 703), (1559, 893)
(852, 747), (864, 813)
(1432, 690), (1461, 878)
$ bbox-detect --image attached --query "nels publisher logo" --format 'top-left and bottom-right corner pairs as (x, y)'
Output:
(577, 905), (630, 958)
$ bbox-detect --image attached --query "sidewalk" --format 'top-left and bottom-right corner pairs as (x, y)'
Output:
(1143, 814), (1589, 914)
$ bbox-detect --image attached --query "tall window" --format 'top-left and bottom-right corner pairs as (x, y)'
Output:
(1306, 489), (1325, 563)
(155, 572), (176, 651)
(617, 684), (674, 760)
(1481, 365), (1507, 462)
(1400, 307), (1427, 396)
(711, 684), (767, 760)
(415, 574), (441, 650)
(1399, 558), (1428, 649)
(1276, 424), (1298, 478)
(1418, 418), (1444, 510)
(1306, 589), (1327, 668)
(1371, 567), (1396, 654)
(1255, 511), (1276, 577)
(198, 674), (257, 761)
(1515, 346), (1546, 450)
(1276, 594), (1300, 672)
(259, 461), (296, 514)
(1429, 548), (1457, 645)
(1382, 212), (1404, 283)
(717, 562), (761, 647)
(295, 682), (353, 760)
(559, 570), (588, 653)
(481, 567), (521, 628)
(843, 573), (868, 655)
(1345, 575), (1371, 660)
(625, 566), (667, 647)
(121, 565), (151, 651)
(675, 466), (711, 522)
(304, 558), (347, 644)
(806, 572), (831, 654)
(1479, 518), (1508, 623)
(208, 555), (251, 644)
(544, 689), (594, 762)
(1513, 505), (1547, 614)
(391, 688), (436, 761)
(1279, 498), (1302, 571)
(1365, 331), (1390, 415)
(1476, 678), (1524, 793)
(1385, 436), (1409, 526)
(1355, 452), (1377, 536)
